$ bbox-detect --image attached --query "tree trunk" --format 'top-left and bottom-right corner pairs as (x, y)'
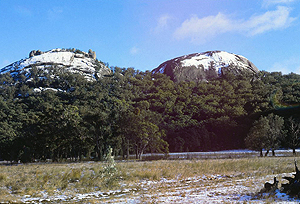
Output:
(293, 148), (296, 156)
(127, 139), (129, 160)
(138, 150), (143, 160)
(265, 149), (269, 157)
(272, 149), (275, 157)
(260, 149), (263, 157)
(136, 147), (139, 160)
(95, 140), (101, 160)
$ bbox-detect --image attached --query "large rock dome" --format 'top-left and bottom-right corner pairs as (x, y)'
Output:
(152, 51), (259, 82)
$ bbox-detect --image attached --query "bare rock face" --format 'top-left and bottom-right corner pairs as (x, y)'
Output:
(1, 48), (111, 81)
(152, 51), (259, 82)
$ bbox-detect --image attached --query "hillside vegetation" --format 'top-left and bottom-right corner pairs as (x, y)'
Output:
(1, 65), (300, 162)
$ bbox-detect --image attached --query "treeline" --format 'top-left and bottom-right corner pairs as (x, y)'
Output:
(0, 66), (300, 162)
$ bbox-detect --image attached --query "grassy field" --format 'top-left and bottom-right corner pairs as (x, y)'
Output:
(0, 157), (298, 203)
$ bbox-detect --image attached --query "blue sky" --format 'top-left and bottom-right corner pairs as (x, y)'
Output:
(1, 0), (300, 74)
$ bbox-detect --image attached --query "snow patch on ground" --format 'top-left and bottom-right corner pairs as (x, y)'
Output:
(33, 87), (66, 93)
(19, 173), (300, 203)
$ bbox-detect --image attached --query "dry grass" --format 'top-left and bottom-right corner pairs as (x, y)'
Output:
(118, 157), (295, 182)
(0, 162), (116, 198)
(0, 157), (297, 203)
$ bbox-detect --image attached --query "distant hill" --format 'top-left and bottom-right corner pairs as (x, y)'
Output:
(0, 48), (111, 82)
(152, 51), (259, 82)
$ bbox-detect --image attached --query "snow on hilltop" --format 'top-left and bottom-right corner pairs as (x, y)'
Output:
(0, 48), (111, 81)
(152, 51), (259, 82)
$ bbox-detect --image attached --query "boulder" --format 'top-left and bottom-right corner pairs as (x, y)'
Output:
(29, 50), (36, 58)
(36, 50), (44, 55)
(29, 50), (44, 57)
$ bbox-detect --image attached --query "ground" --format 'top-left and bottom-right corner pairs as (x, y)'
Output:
(20, 170), (300, 203)
(2, 154), (300, 203)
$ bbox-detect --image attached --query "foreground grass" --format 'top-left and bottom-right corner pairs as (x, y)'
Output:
(0, 157), (297, 202)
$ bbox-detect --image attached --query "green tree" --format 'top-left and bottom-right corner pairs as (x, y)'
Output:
(122, 103), (168, 160)
(264, 113), (285, 156)
(0, 121), (17, 161)
(245, 114), (284, 157)
(286, 117), (300, 155)
(245, 116), (269, 157)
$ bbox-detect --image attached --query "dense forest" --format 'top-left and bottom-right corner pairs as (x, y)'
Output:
(0, 65), (300, 162)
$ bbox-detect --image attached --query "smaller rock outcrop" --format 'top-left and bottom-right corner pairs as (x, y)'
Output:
(1, 48), (111, 82)
(88, 49), (96, 60)
(36, 50), (44, 55)
(29, 50), (36, 58)
(29, 50), (44, 58)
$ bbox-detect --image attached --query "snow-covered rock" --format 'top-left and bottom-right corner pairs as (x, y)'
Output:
(152, 51), (259, 82)
(0, 48), (111, 81)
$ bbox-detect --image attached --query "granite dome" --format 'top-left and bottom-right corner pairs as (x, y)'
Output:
(152, 51), (259, 82)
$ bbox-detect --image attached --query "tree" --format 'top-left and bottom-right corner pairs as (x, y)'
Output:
(0, 121), (17, 161)
(286, 117), (300, 155)
(206, 61), (218, 79)
(264, 113), (285, 156)
(122, 103), (168, 160)
(245, 114), (284, 157)
(245, 116), (269, 157)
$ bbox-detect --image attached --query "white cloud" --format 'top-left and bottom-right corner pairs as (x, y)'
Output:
(173, 6), (296, 44)
(154, 14), (172, 33)
(263, 0), (297, 7)
(268, 56), (300, 74)
(245, 6), (296, 36)
(174, 13), (233, 43)
(130, 46), (139, 55)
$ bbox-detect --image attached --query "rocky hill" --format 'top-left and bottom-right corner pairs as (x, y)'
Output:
(152, 51), (259, 82)
(0, 48), (111, 82)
